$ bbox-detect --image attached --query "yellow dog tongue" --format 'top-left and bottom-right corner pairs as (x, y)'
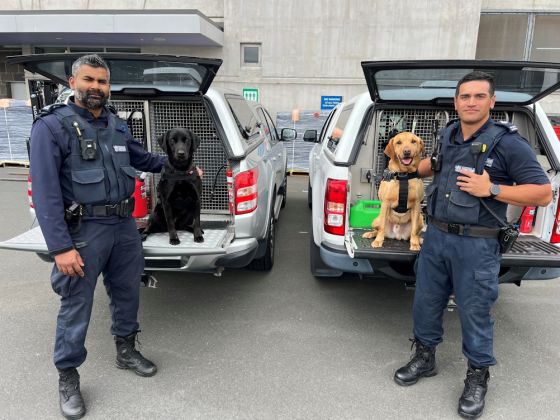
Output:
(401, 157), (413, 165)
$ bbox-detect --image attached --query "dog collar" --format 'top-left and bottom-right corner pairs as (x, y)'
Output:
(161, 165), (196, 180)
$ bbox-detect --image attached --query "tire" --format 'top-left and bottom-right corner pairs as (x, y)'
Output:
(281, 177), (287, 209)
(307, 180), (312, 209)
(247, 206), (275, 271)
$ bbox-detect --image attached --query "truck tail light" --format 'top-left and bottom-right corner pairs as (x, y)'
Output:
(550, 189), (560, 243)
(27, 174), (34, 209)
(234, 168), (258, 215)
(324, 178), (347, 235)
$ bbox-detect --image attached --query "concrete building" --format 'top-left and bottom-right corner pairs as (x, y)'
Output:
(0, 0), (559, 116)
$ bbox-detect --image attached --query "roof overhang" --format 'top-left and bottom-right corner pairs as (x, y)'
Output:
(0, 9), (223, 47)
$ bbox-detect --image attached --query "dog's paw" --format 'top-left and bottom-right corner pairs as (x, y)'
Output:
(409, 243), (421, 251)
(170, 236), (180, 245)
(362, 231), (376, 239)
(194, 236), (204, 243)
(372, 240), (384, 248)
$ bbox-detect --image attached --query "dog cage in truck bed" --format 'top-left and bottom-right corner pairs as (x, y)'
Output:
(371, 108), (509, 195)
(111, 99), (230, 215)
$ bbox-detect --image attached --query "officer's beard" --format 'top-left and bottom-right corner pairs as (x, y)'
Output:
(75, 88), (108, 110)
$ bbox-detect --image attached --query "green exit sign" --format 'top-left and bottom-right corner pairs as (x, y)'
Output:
(243, 88), (259, 102)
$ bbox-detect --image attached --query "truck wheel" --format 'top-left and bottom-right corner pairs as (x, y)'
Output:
(247, 207), (275, 271)
(307, 180), (312, 209)
(281, 177), (287, 209)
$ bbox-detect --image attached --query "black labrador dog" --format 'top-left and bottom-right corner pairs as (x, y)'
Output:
(143, 128), (204, 245)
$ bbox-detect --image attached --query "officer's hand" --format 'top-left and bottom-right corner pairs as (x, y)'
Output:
(196, 166), (203, 178)
(54, 249), (85, 277)
(456, 169), (492, 197)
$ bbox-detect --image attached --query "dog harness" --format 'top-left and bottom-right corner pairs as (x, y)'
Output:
(382, 170), (420, 214)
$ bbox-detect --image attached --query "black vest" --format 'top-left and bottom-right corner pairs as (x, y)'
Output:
(50, 105), (137, 205)
(426, 119), (513, 227)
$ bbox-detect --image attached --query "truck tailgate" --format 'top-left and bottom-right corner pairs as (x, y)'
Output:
(349, 229), (560, 267)
(0, 226), (233, 257)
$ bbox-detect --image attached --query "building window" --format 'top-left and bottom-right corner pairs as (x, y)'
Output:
(531, 15), (560, 62)
(241, 43), (261, 66)
(476, 12), (560, 63)
(476, 14), (528, 60)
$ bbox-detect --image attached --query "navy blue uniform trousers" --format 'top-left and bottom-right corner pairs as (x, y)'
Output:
(51, 217), (144, 370)
(413, 224), (500, 367)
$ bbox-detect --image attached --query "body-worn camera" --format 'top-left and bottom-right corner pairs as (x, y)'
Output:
(498, 225), (519, 253)
(72, 121), (97, 160)
(80, 138), (97, 160)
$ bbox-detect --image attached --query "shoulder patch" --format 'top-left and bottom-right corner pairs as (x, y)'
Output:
(495, 120), (518, 133)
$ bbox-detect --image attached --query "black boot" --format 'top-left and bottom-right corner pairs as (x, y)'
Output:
(115, 333), (157, 377)
(458, 363), (489, 419)
(58, 368), (86, 420)
(394, 338), (437, 386)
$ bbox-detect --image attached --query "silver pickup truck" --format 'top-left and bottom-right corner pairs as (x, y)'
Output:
(0, 53), (294, 276)
(306, 60), (560, 285)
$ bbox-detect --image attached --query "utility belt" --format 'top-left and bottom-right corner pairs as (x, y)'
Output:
(429, 217), (500, 239)
(65, 197), (135, 221)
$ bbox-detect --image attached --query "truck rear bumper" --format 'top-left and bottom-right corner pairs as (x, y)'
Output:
(319, 243), (374, 274)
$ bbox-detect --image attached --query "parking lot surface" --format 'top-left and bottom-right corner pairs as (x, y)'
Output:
(0, 167), (559, 419)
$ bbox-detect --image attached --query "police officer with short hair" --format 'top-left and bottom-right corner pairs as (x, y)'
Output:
(393, 71), (552, 419)
(30, 54), (165, 419)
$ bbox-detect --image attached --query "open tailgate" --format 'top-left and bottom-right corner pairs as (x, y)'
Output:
(349, 228), (560, 267)
(0, 226), (233, 257)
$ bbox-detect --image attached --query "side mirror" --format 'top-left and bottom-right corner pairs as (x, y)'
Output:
(303, 129), (318, 143)
(281, 128), (297, 141)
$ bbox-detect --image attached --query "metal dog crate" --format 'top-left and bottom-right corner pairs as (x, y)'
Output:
(373, 108), (509, 193)
(112, 99), (229, 214)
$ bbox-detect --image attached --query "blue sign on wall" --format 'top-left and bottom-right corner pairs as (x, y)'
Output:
(321, 95), (343, 110)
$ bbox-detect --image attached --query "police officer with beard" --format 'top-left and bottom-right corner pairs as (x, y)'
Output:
(30, 55), (165, 419)
(393, 71), (551, 419)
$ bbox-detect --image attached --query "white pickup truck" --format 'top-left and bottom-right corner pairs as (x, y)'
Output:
(306, 60), (560, 284)
(0, 53), (294, 276)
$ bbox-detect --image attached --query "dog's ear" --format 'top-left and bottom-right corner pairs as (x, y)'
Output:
(384, 137), (396, 161)
(158, 131), (169, 154)
(190, 131), (201, 152)
(416, 135), (425, 156)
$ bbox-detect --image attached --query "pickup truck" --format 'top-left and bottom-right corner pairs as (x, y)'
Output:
(0, 53), (294, 276)
(306, 60), (560, 284)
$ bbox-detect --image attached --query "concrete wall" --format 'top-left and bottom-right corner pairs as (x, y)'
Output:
(1, 1), (558, 117)
(214, 0), (483, 115)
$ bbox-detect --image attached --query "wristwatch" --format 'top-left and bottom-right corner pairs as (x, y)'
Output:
(489, 183), (501, 199)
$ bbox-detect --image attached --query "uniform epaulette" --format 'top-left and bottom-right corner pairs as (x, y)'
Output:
(37, 103), (66, 118)
(495, 120), (518, 133)
(446, 118), (460, 127)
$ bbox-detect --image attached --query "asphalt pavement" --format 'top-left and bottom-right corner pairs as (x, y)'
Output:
(0, 167), (559, 420)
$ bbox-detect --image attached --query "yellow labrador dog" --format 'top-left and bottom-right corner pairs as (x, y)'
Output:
(362, 132), (425, 251)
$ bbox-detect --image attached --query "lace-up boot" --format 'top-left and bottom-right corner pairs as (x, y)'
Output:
(394, 338), (437, 386)
(458, 363), (489, 419)
(115, 332), (157, 377)
(58, 368), (85, 419)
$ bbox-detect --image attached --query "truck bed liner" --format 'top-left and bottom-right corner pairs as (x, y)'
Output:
(350, 229), (560, 267)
